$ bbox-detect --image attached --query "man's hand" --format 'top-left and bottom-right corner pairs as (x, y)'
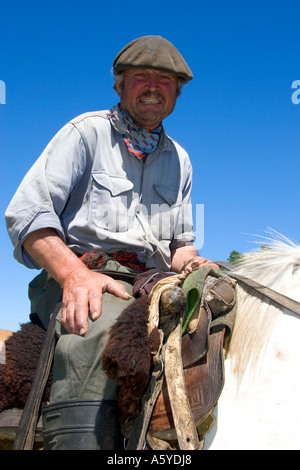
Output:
(61, 266), (131, 336)
(171, 245), (220, 274)
(181, 256), (220, 274)
(23, 228), (131, 336)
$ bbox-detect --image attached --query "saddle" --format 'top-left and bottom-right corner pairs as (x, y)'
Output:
(10, 265), (236, 450)
(102, 267), (237, 450)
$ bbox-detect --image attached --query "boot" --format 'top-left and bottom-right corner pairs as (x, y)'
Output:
(42, 399), (121, 450)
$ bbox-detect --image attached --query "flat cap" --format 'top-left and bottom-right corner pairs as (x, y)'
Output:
(113, 35), (193, 82)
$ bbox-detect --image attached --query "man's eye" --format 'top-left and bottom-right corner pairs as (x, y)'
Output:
(135, 73), (147, 80)
(158, 75), (172, 82)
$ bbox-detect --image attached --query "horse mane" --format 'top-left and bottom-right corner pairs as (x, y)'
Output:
(227, 230), (300, 383)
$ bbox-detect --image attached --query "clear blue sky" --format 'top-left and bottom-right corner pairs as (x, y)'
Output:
(1, 0), (300, 331)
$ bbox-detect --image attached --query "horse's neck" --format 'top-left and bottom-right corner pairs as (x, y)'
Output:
(226, 260), (300, 383)
(205, 309), (300, 450)
(233, 309), (300, 390)
(205, 240), (300, 449)
(227, 270), (300, 399)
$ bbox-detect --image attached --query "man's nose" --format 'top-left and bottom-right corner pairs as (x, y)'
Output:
(147, 75), (159, 90)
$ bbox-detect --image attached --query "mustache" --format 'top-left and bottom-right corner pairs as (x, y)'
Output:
(138, 91), (165, 101)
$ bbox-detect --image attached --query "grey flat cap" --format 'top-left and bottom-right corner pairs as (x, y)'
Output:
(113, 35), (193, 82)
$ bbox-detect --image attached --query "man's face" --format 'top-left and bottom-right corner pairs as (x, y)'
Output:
(115, 68), (179, 130)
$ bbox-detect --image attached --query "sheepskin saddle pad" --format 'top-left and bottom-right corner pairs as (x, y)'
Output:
(101, 267), (237, 446)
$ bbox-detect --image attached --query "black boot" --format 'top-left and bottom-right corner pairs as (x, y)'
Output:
(42, 399), (121, 450)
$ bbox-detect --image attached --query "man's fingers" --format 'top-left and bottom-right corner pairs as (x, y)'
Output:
(62, 290), (90, 336)
(88, 293), (102, 321)
(61, 272), (131, 335)
(61, 301), (76, 334)
(101, 276), (132, 300)
(183, 256), (221, 274)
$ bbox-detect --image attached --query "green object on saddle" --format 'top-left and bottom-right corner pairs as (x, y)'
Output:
(181, 268), (224, 333)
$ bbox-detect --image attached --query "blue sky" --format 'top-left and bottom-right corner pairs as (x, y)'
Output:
(1, 0), (300, 331)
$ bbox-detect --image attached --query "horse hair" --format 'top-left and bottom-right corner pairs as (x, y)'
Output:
(228, 230), (300, 382)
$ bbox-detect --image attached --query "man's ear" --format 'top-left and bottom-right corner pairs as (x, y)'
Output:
(114, 75), (124, 98)
(114, 83), (122, 98)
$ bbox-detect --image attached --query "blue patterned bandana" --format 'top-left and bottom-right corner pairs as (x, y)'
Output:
(108, 104), (162, 158)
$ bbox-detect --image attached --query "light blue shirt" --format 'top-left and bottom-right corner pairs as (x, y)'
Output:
(5, 109), (195, 271)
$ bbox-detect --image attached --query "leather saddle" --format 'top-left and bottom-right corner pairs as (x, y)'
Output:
(126, 268), (237, 449)
(149, 271), (236, 448)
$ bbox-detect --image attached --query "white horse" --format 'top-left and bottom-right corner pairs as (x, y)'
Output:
(204, 231), (300, 450)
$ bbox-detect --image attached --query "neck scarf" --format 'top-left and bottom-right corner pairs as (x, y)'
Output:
(108, 104), (162, 158)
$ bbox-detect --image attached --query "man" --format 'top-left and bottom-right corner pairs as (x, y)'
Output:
(5, 35), (217, 449)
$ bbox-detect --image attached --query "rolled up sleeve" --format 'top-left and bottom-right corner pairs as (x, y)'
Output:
(5, 123), (87, 268)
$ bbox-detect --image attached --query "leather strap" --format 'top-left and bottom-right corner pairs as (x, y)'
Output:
(215, 261), (300, 317)
(127, 322), (201, 450)
(127, 340), (165, 450)
(164, 319), (200, 450)
(12, 302), (61, 450)
(149, 327), (226, 440)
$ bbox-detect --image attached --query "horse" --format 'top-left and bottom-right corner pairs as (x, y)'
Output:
(1, 231), (300, 450)
(204, 231), (300, 450)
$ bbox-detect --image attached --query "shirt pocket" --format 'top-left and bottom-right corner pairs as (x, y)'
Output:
(150, 184), (182, 240)
(153, 184), (182, 206)
(91, 171), (134, 231)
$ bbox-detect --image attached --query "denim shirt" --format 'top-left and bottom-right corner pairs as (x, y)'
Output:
(5, 109), (195, 271)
